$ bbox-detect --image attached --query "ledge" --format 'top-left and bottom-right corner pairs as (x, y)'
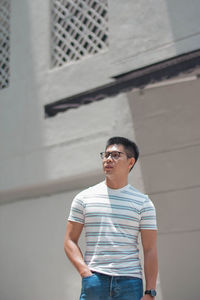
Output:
(45, 49), (200, 117)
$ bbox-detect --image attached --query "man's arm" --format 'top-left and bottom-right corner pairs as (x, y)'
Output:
(64, 220), (92, 278)
(140, 229), (158, 300)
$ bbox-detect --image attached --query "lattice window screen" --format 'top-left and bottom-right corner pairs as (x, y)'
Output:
(51, 0), (109, 67)
(0, 0), (10, 90)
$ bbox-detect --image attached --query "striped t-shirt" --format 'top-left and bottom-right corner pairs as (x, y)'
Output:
(68, 181), (157, 278)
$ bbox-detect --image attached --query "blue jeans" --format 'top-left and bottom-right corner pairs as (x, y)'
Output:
(80, 272), (143, 300)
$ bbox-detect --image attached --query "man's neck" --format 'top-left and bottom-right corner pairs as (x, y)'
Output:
(105, 176), (128, 190)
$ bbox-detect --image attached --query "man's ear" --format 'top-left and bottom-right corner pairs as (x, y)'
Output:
(129, 157), (135, 170)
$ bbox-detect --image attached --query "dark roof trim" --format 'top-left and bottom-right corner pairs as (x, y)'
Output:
(45, 49), (200, 117)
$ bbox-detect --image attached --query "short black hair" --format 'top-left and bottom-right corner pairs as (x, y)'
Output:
(105, 136), (139, 171)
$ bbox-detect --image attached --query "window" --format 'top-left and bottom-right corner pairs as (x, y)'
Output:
(0, 0), (10, 90)
(51, 0), (109, 67)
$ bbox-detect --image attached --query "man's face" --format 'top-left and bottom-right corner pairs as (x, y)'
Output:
(102, 144), (135, 178)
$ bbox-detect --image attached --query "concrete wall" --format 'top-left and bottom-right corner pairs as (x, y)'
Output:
(1, 0), (200, 196)
(1, 0), (200, 299)
(128, 77), (200, 300)
(0, 190), (81, 300)
(0, 94), (146, 300)
(46, 0), (200, 99)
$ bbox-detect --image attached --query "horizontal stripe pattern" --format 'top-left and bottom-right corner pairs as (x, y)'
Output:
(85, 222), (139, 230)
(85, 250), (139, 256)
(68, 181), (157, 278)
(85, 231), (137, 239)
(85, 212), (139, 222)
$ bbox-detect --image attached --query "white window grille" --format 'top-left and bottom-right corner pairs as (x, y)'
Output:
(51, 0), (109, 67)
(0, 0), (10, 90)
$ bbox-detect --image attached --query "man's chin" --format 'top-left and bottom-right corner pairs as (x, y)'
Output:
(104, 168), (112, 173)
(104, 170), (114, 176)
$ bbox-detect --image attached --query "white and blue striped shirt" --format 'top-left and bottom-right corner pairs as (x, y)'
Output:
(68, 181), (157, 278)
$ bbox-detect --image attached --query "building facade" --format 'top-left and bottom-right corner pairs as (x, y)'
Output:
(1, 1), (200, 299)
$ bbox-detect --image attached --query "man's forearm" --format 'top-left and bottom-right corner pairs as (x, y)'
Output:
(143, 247), (158, 289)
(64, 239), (92, 277)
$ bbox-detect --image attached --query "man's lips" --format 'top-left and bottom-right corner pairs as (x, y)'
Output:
(104, 165), (113, 169)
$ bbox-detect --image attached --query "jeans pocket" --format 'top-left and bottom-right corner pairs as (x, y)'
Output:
(82, 274), (95, 280)
(82, 274), (98, 291)
(80, 274), (100, 300)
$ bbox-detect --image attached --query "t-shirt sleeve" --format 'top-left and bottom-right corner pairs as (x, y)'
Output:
(68, 194), (85, 224)
(139, 196), (157, 230)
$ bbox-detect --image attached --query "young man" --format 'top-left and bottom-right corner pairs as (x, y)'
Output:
(64, 137), (158, 300)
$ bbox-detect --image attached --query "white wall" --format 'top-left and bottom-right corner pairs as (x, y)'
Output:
(0, 190), (82, 300)
(0, 90), (147, 300)
(1, 0), (200, 197)
(128, 78), (200, 300)
(1, 1), (200, 299)
(46, 0), (200, 100)
(0, 92), (139, 202)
